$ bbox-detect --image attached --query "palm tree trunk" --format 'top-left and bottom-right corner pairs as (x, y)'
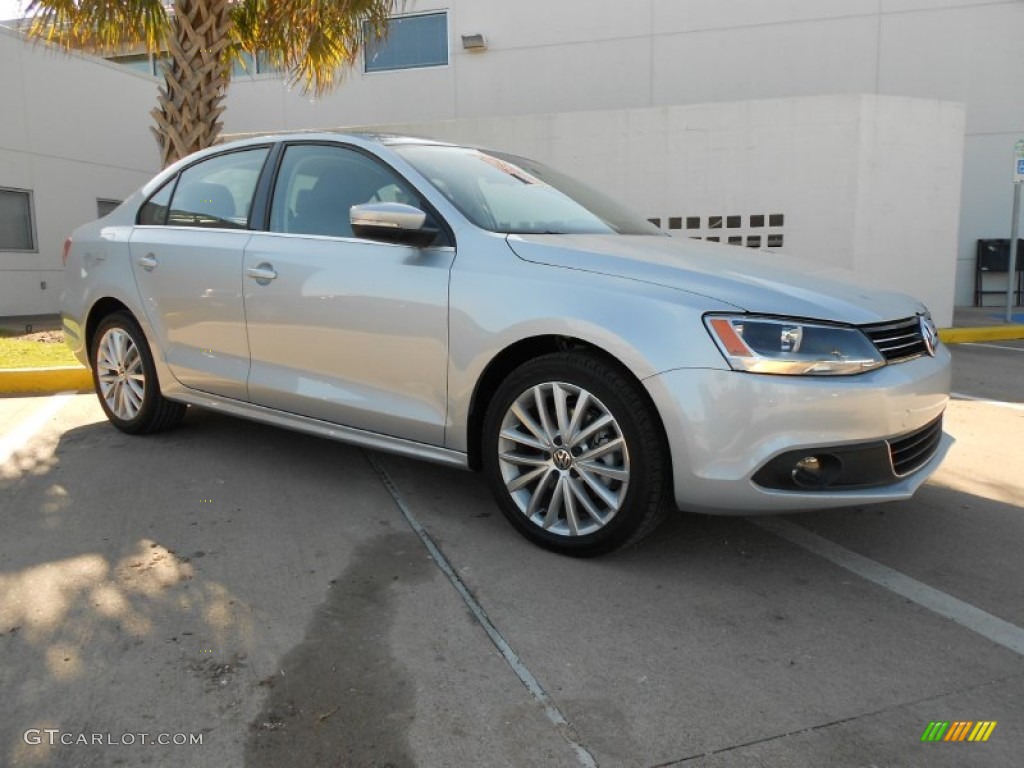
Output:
(151, 0), (233, 167)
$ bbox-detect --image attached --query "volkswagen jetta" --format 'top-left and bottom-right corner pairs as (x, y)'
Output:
(61, 133), (952, 556)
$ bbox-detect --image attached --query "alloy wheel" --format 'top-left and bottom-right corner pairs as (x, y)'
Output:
(96, 327), (145, 421)
(497, 381), (630, 537)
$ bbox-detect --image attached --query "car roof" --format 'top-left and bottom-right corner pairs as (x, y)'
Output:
(218, 130), (453, 149)
(141, 131), (472, 201)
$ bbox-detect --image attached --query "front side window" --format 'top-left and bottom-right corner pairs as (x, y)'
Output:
(364, 12), (448, 73)
(394, 145), (660, 236)
(270, 143), (442, 241)
(0, 188), (36, 251)
(167, 147), (270, 229)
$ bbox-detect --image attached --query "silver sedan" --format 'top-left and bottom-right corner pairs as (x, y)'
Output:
(61, 133), (951, 556)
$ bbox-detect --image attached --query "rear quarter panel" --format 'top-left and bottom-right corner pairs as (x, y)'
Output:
(61, 219), (153, 372)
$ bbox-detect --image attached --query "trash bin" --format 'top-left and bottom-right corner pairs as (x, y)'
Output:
(974, 239), (1024, 307)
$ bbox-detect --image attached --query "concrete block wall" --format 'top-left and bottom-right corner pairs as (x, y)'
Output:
(852, 97), (965, 323)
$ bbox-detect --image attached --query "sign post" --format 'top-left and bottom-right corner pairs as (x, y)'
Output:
(1007, 140), (1024, 323)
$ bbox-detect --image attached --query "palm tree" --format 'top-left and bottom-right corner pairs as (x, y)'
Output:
(24, 0), (395, 166)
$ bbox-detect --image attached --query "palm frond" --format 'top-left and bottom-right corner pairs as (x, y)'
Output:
(246, 0), (398, 96)
(227, 0), (267, 73)
(25, 0), (169, 54)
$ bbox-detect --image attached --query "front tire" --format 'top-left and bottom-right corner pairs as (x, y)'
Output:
(91, 312), (186, 434)
(482, 352), (670, 556)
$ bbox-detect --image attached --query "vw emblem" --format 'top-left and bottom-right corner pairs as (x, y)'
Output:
(919, 315), (938, 357)
(552, 448), (573, 471)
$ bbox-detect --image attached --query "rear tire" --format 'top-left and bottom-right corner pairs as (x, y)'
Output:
(90, 311), (186, 434)
(482, 352), (670, 556)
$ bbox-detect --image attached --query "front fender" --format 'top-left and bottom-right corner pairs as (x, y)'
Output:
(445, 253), (733, 451)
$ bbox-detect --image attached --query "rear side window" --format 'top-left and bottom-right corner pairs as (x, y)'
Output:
(167, 147), (270, 228)
(138, 180), (174, 225)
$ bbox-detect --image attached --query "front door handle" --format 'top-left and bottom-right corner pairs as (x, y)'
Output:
(246, 263), (277, 286)
(137, 254), (158, 271)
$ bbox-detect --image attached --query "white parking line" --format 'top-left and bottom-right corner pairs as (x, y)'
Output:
(753, 518), (1024, 657)
(365, 452), (598, 768)
(962, 342), (1024, 353)
(951, 392), (1024, 411)
(0, 392), (77, 466)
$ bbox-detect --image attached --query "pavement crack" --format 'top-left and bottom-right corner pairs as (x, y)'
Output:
(364, 451), (600, 768)
(648, 671), (1024, 766)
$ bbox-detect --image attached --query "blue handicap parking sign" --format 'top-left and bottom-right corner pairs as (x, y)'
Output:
(1018, 159), (1024, 175)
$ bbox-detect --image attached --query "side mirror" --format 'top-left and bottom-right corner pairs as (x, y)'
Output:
(350, 202), (439, 248)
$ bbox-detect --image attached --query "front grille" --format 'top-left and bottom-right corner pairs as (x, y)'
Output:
(888, 416), (943, 476)
(860, 316), (928, 362)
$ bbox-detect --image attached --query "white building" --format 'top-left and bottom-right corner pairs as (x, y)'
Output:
(0, 24), (160, 317)
(3, 0), (1023, 324)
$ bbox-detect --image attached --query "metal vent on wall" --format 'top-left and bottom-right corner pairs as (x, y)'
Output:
(647, 213), (785, 249)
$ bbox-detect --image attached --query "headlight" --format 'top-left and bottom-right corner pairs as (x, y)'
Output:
(704, 315), (885, 375)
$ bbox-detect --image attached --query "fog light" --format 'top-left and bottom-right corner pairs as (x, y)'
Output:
(791, 454), (845, 489)
(792, 456), (822, 486)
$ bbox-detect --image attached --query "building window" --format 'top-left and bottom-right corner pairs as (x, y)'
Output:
(109, 50), (278, 78)
(231, 51), (256, 78)
(364, 12), (448, 73)
(0, 188), (36, 251)
(233, 50), (282, 77)
(97, 199), (122, 218)
(154, 52), (172, 75)
(109, 53), (155, 75)
(254, 51), (282, 75)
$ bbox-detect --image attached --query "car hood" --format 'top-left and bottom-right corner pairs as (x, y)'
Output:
(506, 234), (924, 325)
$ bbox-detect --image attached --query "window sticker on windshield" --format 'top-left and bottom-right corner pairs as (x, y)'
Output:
(476, 152), (549, 186)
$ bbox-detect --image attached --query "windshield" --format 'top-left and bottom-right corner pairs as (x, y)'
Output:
(393, 144), (661, 236)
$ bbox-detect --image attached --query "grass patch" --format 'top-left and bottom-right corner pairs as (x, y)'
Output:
(0, 333), (81, 369)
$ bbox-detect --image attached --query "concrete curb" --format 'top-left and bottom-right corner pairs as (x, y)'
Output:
(1, 324), (1022, 397)
(0, 366), (92, 395)
(938, 325), (1024, 344)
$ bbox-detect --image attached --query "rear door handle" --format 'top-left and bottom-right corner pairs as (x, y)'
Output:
(246, 263), (277, 285)
(137, 254), (158, 271)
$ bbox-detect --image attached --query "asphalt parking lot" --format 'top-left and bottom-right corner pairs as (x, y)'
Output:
(1, 341), (1021, 768)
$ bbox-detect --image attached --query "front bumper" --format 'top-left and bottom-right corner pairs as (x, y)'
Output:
(643, 346), (952, 514)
